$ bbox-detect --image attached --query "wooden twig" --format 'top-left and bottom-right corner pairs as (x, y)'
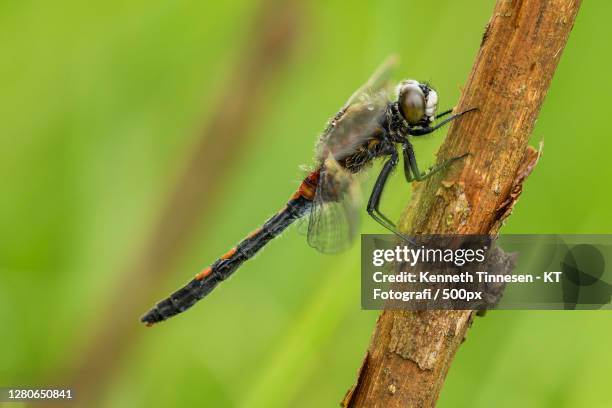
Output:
(342, 1), (581, 407)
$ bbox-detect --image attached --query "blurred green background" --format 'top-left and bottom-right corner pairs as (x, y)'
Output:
(1, 0), (611, 407)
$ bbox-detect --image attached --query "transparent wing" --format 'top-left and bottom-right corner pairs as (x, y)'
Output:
(307, 157), (362, 254)
(316, 55), (398, 162)
(302, 56), (398, 253)
(345, 55), (398, 107)
(295, 212), (310, 236)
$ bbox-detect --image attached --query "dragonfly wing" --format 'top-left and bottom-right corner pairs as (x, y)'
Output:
(307, 157), (362, 254)
(305, 56), (399, 253)
(316, 56), (398, 162)
(345, 55), (398, 107)
(295, 208), (311, 235)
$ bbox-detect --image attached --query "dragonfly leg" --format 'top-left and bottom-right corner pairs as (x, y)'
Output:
(403, 141), (468, 182)
(410, 107), (477, 136)
(436, 108), (454, 120)
(367, 150), (414, 244)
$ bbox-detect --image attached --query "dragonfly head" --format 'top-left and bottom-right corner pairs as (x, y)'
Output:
(396, 80), (438, 126)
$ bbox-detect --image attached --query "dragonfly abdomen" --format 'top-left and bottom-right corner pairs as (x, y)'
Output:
(141, 171), (319, 326)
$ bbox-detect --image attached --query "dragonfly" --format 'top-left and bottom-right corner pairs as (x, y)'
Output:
(141, 56), (475, 326)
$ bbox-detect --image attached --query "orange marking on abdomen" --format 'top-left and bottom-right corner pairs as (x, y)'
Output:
(290, 170), (320, 201)
(247, 227), (263, 239)
(290, 190), (301, 200)
(195, 266), (213, 280)
(194, 247), (236, 280)
(220, 247), (237, 260)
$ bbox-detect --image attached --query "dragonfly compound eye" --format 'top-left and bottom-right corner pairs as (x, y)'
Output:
(397, 80), (426, 125)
